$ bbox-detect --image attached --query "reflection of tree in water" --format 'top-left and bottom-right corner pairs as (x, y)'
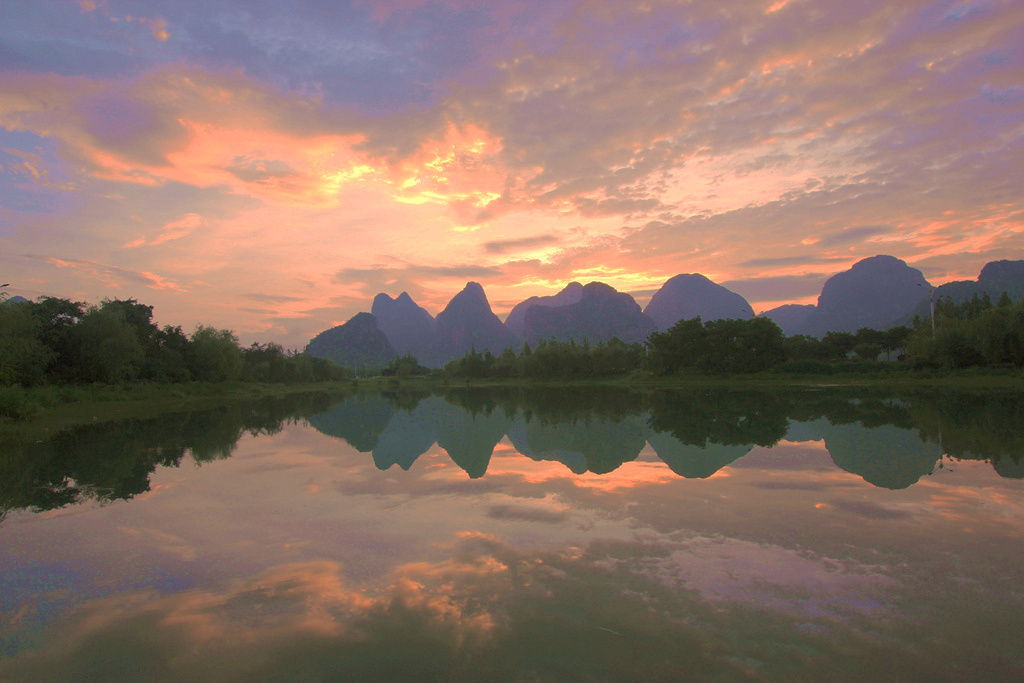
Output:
(0, 393), (339, 522)
(304, 386), (1024, 483)
(909, 390), (1024, 466)
(646, 390), (789, 448)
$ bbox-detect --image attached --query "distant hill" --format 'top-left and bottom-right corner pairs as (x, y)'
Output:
(504, 282), (583, 337)
(429, 282), (520, 366)
(905, 259), (1024, 321)
(523, 282), (656, 345)
(795, 255), (930, 337)
(371, 291), (435, 358)
(1, 295), (29, 305)
(643, 274), (753, 331)
(311, 256), (1022, 365)
(305, 312), (397, 370)
(758, 304), (816, 337)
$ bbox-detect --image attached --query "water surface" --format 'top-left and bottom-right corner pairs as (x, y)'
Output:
(1, 387), (1022, 681)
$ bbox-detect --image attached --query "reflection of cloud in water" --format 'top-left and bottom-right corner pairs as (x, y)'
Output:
(0, 531), (904, 681)
(828, 499), (913, 520)
(487, 504), (570, 525)
(634, 534), (896, 618)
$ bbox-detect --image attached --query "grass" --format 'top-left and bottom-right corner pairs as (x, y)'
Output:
(0, 380), (358, 443)
(2, 367), (1021, 438)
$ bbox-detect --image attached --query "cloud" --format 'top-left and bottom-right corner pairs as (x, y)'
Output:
(23, 254), (188, 292)
(482, 234), (558, 255)
(815, 225), (892, 247)
(123, 213), (205, 249)
(1, 0), (1022, 348)
(721, 274), (831, 304)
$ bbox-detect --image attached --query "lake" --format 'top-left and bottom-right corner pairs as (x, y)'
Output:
(2, 386), (1023, 681)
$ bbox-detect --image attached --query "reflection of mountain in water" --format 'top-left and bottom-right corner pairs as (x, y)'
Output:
(509, 415), (648, 475)
(306, 394), (395, 452)
(646, 434), (754, 479)
(372, 397), (445, 471)
(820, 423), (941, 490)
(992, 456), (1024, 479)
(299, 388), (1024, 484)
(436, 402), (511, 479)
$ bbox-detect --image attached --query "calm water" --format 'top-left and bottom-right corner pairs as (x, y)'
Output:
(1, 386), (1023, 681)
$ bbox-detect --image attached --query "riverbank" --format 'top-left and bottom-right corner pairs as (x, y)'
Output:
(0, 381), (358, 441)
(2, 368), (1021, 437)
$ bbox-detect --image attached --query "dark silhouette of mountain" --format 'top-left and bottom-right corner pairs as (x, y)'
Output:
(906, 259), (1024, 320)
(979, 259), (1024, 298)
(758, 304), (816, 337)
(643, 274), (753, 331)
(504, 282), (584, 337)
(371, 291), (436, 358)
(305, 312), (397, 370)
(523, 281), (656, 345)
(429, 282), (520, 367)
(795, 255), (930, 337)
(1, 295), (29, 305)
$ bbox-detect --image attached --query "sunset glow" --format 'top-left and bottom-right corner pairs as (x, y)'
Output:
(2, 0), (1022, 347)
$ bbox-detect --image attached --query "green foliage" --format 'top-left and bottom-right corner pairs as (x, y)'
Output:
(188, 325), (243, 382)
(905, 295), (1024, 369)
(646, 317), (785, 375)
(441, 337), (647, 380)
(0, 302), (53, 385)
(74, 303), (146, 383)
(384, 353), (430, 377)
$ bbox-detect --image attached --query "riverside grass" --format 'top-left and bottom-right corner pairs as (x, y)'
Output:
(3, 366), (1021, 437)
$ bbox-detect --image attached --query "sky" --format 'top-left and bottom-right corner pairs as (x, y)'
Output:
(1, 0), (1022, 348)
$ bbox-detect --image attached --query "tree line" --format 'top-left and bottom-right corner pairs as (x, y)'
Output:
(3, 290), (1022, 390)
(0, 296), (351, 387)
(439, 292), (1024, 379)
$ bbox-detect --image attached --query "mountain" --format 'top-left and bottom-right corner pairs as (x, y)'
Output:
(906, 259), (1024, 320)
(371, 291), (435, 358)
(305, 312), (397, 370)
(643, 274), (753, 331)
(1, 295), (29, 305)
(795, 255), (930, 337)
(504, 282), (584, 337)
(758, 304), (816, 337)
(522, 281), (656, 345)
(429, 282), (520, 367)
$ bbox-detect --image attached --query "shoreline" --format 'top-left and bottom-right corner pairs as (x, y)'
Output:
(2, 369), (1021, 438)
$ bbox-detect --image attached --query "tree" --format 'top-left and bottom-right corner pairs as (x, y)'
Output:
(0, 302), (52, 385)
(74, 304), (145, 383)
(24, 297), (85, 381)
(188, 326), (243, 381)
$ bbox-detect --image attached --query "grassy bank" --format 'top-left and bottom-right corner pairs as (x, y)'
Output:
(2, 367), (1021, 437)
(0, 381), (358, 440)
